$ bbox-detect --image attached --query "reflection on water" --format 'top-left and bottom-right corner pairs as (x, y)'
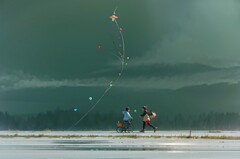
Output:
(0, 139), (178, 151)
(1, 138), (240, 159)
(54, 140), (111, 145)
(51, 140), (171, 151)
(1, 138), (240, 152)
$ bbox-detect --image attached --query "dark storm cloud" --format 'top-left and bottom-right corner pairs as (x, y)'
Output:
(0, 71), (107, 91)
(134, 0), (240, 67)
(120, 66), (240, 90)
(1, 0), (240, 114)
(126, 0), (240, 90)
(0, 0), (117, 78)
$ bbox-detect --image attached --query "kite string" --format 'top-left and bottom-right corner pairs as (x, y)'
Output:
(115, 20), (125, 57)
(66, 86), (111, 130)
(66, 6), (126, 130)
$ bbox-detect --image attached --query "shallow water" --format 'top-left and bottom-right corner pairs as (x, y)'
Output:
(1, 150), (240, 159)
(0, 131), (240, 159)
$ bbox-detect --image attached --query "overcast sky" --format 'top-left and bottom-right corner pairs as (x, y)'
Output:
(1, 0), (240, 114)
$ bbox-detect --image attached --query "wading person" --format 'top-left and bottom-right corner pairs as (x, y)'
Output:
(139, 106), (157, 133)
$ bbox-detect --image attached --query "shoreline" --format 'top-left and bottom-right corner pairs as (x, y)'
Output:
(0, 130), (240, 140)
(0, 134), (240, 140)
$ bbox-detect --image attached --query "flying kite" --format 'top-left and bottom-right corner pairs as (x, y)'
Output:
(66, 5), (127, 130)
(109, 14), (118, 21)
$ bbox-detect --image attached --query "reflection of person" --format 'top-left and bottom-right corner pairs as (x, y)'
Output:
(122, 107), (133, 128)
(139, 106), (157, 133)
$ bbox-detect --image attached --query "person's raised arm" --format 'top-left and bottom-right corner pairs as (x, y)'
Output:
(127, 112), (133, 119)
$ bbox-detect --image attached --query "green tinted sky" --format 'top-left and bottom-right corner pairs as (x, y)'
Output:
(1, 0), (240, 114)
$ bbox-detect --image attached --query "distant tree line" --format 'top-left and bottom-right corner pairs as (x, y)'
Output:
(0, 110), (239, 130)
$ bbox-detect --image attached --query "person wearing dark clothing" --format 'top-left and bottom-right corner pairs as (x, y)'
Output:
(139, 106), (157, 133)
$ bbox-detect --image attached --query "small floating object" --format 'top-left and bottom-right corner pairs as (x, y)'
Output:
(89, 97), (93, 100)
(97, 45), (101, 49)
(120, 28), (123, 33)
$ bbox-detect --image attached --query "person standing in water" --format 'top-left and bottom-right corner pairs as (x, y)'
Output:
(139, 106), (157, 133)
